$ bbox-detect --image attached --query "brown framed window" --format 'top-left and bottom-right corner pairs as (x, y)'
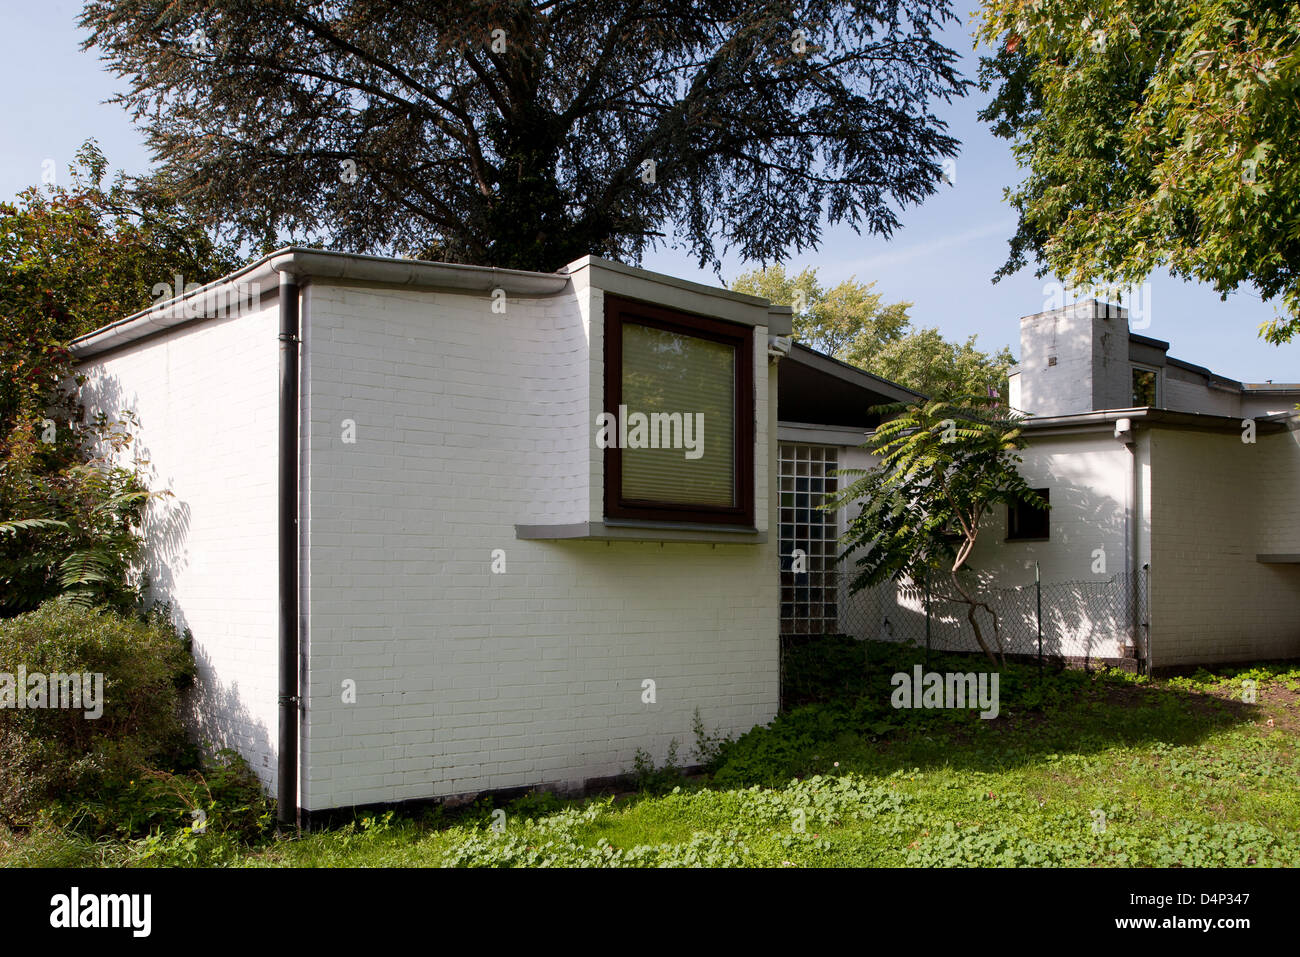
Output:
(602, 294), (754, 525)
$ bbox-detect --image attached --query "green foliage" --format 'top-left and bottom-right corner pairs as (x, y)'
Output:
(60, 748), (274, 843)
(8, 647), (1295, 868)
(730, 264), (1014, 398)
(0, 422), (159, 616)
(8, 748), (276, 868)
(873, 328), (1017, 404)
(690, 706), (735, 770)
(710, 703), (855, 788)
(711, 639), (1114, 788)
(730, 264), (912, 362)
(0, 141), (236, 615)
(440, 799), (754, 868)
(0, 140), (238, 344)
(0, 599), (196, 826)
(779, 634), (872, 709)
(630, 740), (684, 795)
(976, 0), (1300, 344)
(829, 397), (1041, 662)
(81, 1), (970, 272)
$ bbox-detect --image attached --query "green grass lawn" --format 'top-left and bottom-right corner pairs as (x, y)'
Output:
(4, 641), (1298, 867)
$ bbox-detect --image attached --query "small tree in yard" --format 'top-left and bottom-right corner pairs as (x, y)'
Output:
(828, 397), (1044, 665)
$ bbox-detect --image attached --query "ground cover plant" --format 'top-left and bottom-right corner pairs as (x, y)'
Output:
(3, 638), (1296, 868)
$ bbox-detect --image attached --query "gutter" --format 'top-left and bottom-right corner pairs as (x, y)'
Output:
(1113, 418), (1146, 672)
(1019, 407), (1292, 436)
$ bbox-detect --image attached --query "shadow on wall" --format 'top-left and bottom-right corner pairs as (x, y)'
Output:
(79, 371), (193, 618)
(80, 370), (274, 785)
(187, 638), (276, 788)
(836, 473), (1139, 662)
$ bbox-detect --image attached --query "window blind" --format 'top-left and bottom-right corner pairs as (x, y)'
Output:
(620, 321), (736, 506)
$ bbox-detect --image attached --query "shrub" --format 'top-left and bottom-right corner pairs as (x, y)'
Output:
(62, 747), (274, 843)
(0, 598), (195, 825)
(0, 416), (156, 617)
(780, 634), (873, 708)
(630, 740), (685, 795)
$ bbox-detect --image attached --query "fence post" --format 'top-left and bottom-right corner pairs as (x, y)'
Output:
(924, 571), (931, 671)
(1035, 561), (1043, 679)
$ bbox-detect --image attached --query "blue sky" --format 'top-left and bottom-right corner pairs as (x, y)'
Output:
(3, 6), (1295, 382)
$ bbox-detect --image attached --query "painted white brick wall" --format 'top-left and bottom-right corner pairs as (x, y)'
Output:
(301, 282), (779, 810)
(1256, 426), (1300, 554)
(1148, 427), (1300, 667)
(967, 435), (1132, 585)
(76, 298), (282, 790)
(1162, 371), (1242, 417)
(829, 435), (1139, 659)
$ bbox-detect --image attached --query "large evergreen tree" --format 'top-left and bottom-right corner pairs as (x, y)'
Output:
(82, 0), (970, 271)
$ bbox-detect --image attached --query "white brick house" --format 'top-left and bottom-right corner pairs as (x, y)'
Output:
(69, 250), (1300, 819)
(71, 248), (796, 821)
(1003, 302), (1300, 670)
(787, 301), (1300, 673)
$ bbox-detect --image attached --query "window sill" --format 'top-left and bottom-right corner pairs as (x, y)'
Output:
(516, 520), (766, 544)
(1005, 536), (1050, 543)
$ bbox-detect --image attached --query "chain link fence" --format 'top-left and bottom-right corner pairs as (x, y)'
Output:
(781, 564), (1149, 671)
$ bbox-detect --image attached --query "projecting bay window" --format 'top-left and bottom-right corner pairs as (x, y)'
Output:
(602, 295), (754, 525)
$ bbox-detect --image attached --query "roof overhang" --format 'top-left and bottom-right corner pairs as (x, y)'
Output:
(69, 248), (795, 360)
(1018, 407), (1296, 438)
(777, 343), (924, 429)
(564, 256), (792, 335)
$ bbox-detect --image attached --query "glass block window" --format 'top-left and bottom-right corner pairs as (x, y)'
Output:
(779, 444), (839, 635)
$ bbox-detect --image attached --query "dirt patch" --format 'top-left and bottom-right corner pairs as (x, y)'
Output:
(1188, 678), (1300, 734)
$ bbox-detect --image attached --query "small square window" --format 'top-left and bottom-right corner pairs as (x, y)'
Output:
(1008, 488), (1050, 540)
(1132, 367), (1159, 407)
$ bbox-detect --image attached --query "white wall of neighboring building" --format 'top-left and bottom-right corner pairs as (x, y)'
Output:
(1160, 368), (1242, 417)
(967, 433), (1134, 586)
(1243, 394), (1300, 418)
(1256, 425), (1300, 556)
(820, 430), (1146, 661)
(1147, 426), (1300, 668)
(300, 280), (779, 810)
(77, 295), (282, 790)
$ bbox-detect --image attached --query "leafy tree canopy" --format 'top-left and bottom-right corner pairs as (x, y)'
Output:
(82, 0), (970, 272)
(976, 0), (1300, 344)
(731, 263), (1014, 397)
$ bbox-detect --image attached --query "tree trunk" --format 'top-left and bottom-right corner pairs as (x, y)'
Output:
(950, 568), (1004, 667)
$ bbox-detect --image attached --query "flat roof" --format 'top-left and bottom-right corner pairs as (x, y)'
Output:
(1020, 407), (1295, 436)
(69, 247), (791, 359)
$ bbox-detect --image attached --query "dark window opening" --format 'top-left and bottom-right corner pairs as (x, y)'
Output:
(1132, 367), (1158, 407)
(1008, 488), (1050, 540)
